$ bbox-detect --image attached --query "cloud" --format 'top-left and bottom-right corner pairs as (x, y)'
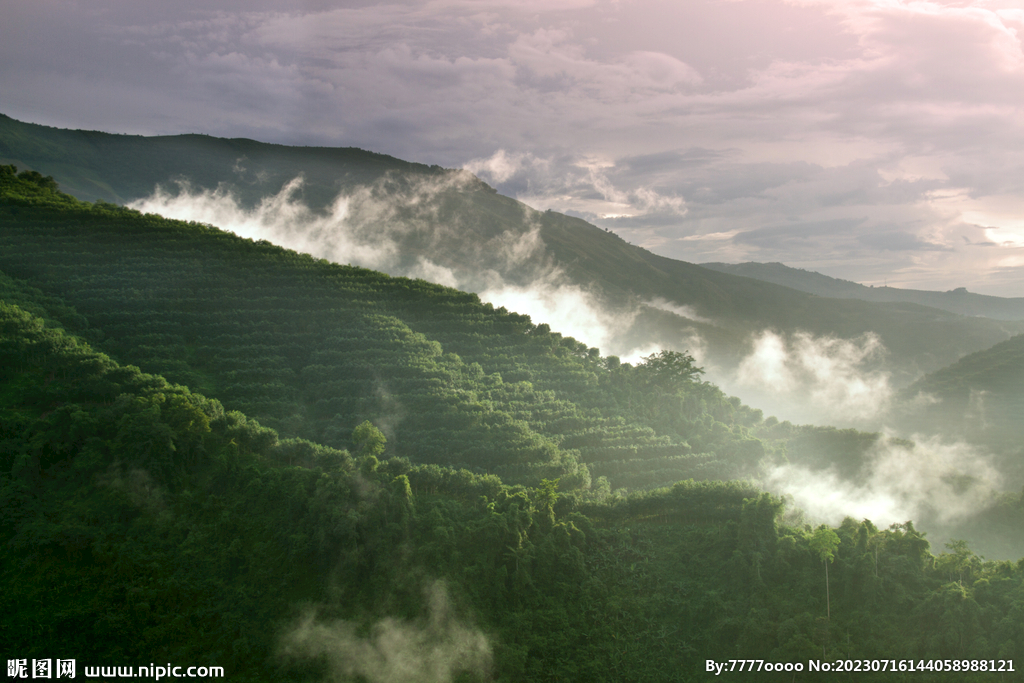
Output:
(509, 27), (702, 98)
(469, 150), (688, 222)
(280, 581), (492, 683)
(724, 330), (892, 426)
(8, 0), (1024, 293)
(463, 149), (547, 184)
(128, 174), (664, 360)
(643, 297), (711, 325)
(857, 230), (951, 252)
(733, 218), (868, 249)
(131, 177), (398, 272)
(478, 279), (639, 357)
(765, 432), (1002, 528)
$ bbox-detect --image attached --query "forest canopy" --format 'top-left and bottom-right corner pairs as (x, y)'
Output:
(2, 164), (1023, 681)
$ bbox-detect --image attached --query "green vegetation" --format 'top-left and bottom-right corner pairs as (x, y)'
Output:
(0, 163), (768, 493)
(3, 161), (1024, 680)
(3, 112), (1021, 384)
(3, 300), (1024, 681)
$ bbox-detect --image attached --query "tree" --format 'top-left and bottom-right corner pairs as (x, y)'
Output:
(936, 539), (979, 587)
(638, 350), (704, 390)
(16, 169), (59, 192)
(352, 420), (386, 458)
(535, 478), (559, 524)
(809, 525), (840, 656)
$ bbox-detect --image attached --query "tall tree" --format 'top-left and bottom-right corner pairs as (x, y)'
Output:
(810, 525), (840, 656)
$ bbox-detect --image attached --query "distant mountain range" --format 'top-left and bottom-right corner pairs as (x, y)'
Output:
(701, 261), (1024, 321)
(3, 112), (1022, 388)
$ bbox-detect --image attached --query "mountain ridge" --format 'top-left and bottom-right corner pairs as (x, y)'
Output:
(702, 260), (1024, 320)
(3, 112), (1022, 388)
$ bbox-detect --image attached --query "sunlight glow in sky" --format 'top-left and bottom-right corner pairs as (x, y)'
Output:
(4, 0), (1024, 294)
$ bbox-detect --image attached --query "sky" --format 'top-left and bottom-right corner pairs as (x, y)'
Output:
(5, 0), (1024, 295)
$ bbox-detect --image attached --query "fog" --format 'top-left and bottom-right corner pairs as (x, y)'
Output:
(131, 175), (456, 280)
(764, 432), (1001, 530)
(131, 174), (897, 416)
(127, 174), (942, 432)
(130, 177), (1015, 553)
(479, 280), (643, 361)
(129, 175), (662, 362)
(720, 330), (893, 428)
(643, 297), (711, 326)
(280, 581), (492, 683)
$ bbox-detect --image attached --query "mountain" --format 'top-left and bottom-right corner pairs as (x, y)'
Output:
(897, 333), (1024, 461)
(702, 261), (1024, 321)
(3, 112), (1022, 391)
(4, 170), (1024, 679)
(0, 164), (767, 493)
(0, 296), (766, 681)
(0, 112), (417, 209)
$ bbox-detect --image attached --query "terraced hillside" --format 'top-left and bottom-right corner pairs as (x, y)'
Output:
(3, 113), (1020, 383)
(4, 291), (1023, 681)
(0, 165), (766, 492)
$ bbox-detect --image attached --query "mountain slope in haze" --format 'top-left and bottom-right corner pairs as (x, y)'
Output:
(3, 113), (1022, 386)
(1, 164), (772, 493)
(702, 261), (1024, 321)
(898, 333), (1024, 462)
(0, 112), (420, 209)
(6, 300), (1022, 680)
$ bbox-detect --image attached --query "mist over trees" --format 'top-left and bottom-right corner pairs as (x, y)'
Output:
(2, 151), (1024, 681)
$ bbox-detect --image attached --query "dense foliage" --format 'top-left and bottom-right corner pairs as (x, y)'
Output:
(3, 166), (1024, 681)
(2, 302), (1023, 681)
(0, 164), (766, 493)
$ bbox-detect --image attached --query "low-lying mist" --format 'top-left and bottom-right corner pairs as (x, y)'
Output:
(130, 175), (655, 361)
(279, 581), (492, 683)
(131, 176), (1018, 554)
(718, 330), (893, 428)
(765, 432), (1001, 530)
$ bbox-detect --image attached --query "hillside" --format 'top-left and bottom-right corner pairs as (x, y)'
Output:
(0, 298), (765, 681)
(3, 113), (1021, 386)
(0, 112), (419, 209)
(4, 243), (1024, 681)
(897, 333), (1024, 463)
(0, 164), (770, 494)
(702, 261), (1024, 321)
